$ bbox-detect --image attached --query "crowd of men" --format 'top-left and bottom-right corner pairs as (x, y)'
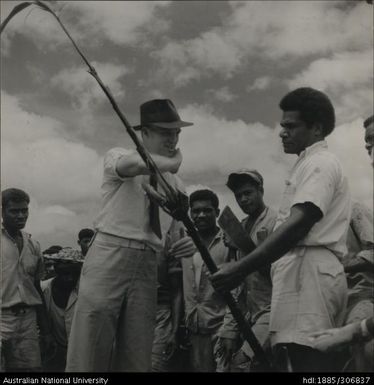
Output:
(1, 88), (373, 373)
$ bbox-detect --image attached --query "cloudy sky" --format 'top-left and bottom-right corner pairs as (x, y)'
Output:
(1, 0), (373, 249)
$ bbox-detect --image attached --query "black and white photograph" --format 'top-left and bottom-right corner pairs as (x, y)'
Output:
(1, 0), (373, 378)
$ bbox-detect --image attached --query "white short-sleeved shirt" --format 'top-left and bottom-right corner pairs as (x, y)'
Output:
(274, 140), (351, 260)
(94, 147), (185, 251)
(269, 141), (351, 346)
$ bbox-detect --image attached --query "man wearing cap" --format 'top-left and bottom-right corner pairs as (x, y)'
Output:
(66, 99), (195, 372)
(216, 169), (277, 371)
(211, 88), (350, 371)
(41, 247), (85, 371)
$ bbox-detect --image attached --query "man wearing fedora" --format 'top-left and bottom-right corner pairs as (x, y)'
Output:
(66, 99), (195, 372)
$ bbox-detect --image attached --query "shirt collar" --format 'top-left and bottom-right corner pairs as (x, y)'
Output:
(256, 206), (268, 222)
(242, 206), (269, 235)
(299, 140), (328, 159)
(1, 224), (28, 240)
(215, 228), (224, 240)
(243, 206), (268, 224)
(209, 228), (224, 248)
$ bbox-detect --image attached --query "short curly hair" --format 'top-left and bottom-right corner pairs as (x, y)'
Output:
(78, 228), (95, 241)
(189, 189), (219, 210)
(363, 115), (373, 129)
(279, 87), (335, 137)
(2, 188), (30, 209)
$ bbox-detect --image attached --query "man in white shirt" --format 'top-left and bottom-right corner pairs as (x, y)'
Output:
(66, 99), (194, 372)
(211, 87), (350, 371)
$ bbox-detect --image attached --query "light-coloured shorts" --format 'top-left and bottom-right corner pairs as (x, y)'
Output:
(270, 247), (347, 347)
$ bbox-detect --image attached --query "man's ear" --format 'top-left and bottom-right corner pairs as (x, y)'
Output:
(314, 122), (324, 138)
(215, 208), (220, 218)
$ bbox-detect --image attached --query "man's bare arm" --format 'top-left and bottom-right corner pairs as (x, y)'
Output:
(210, 203), (322, 291)
(116, 149), (182, 177)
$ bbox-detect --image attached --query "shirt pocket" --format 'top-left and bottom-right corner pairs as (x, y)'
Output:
(256, 228), (269, 244)
(316, 257), (347, 323)
(316, 257), (344, 278)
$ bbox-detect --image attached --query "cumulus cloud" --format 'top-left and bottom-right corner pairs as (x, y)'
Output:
(228, 1), (372, 59)
(152, 1), (372, 86)
(287, 50), (373, 123)
(26, 197), (97, 249)
(0, 1), (75, 55)
(70, 1), (171, 45)
(1, 1), (171, 54)
(288, 51), (372, 91)
(1, 92), (64, 141)
(1, 91), (102, 216)
(247, 76), (272, 92)
(51, 62), (129, 110)
(208, 86), (237, 102)
(328, 119), (373, 209)
(152, 30), (243, 87)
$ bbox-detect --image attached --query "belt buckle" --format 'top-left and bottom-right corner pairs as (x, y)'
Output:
(129, 239), (147, 250)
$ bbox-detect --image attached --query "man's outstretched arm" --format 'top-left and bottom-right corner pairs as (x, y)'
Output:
(210, 203), (321, 292)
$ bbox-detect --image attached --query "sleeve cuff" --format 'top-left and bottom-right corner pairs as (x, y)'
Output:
(357, 249), (374, 264)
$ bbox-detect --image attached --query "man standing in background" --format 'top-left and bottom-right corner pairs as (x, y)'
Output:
(180, 189), (234, 372)
(1, 188), (54, 372)
(217, 169), (277, 371)
(77, 228), (95, 257)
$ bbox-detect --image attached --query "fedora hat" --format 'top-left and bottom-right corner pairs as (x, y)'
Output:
(133, 99), (193, 130)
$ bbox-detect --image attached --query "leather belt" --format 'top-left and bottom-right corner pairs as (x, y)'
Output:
(96, 232), (154, 251)
(2, 304), (32, 315)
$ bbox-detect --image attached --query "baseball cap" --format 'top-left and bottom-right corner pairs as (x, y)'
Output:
(226, 169), (264, 191)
